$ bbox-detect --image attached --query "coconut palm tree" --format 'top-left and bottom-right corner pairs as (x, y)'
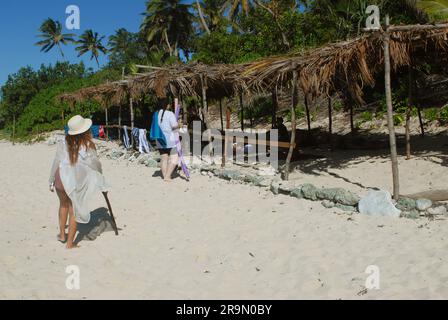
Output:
(140, 0), (194, 58)
(225, 0), (254, 20)
(108, 28), (134, 55)
(35, 18), (76, 59)
(75, 30), (107, 68)
(194, 0), (228, 34)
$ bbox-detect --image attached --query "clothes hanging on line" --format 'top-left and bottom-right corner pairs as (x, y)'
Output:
(123, 126), (131, 149)
(138, 129), (152, 154)
(91, 125), (100, 138)
(99, 126), (105, 138)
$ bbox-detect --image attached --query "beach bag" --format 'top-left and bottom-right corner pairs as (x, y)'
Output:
(150, 111), (167, 149)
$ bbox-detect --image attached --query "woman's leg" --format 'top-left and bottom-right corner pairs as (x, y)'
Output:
(165, 153), (179, 181)
(56, 189), (69, 242)
(66, 203), (79, 249)
(161, 154), (169, 179)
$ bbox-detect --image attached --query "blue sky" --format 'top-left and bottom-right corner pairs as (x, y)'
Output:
(0, 0), (153, 87)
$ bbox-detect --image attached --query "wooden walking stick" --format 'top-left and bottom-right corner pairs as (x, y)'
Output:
(102, 192), (119, 236)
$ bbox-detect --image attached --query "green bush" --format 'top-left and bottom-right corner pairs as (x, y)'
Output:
(360, 111), (373, 122)
(439, 106), (448, 123)
(424, 108), (439, 122)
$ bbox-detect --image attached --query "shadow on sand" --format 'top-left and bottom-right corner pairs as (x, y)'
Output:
(75, 207), (120, 244)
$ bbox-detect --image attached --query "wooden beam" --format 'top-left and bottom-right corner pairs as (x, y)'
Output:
(284, 64), (298, 181)
(384, 15), (400, 200)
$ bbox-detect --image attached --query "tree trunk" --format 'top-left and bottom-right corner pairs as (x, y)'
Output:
(196, 0), (211, 35)
(253, 0), (290, 49)
(118, 106), (122, 141)
(164, 30), (173, 56)
(284, 66), (298, 181)
(384, 16), (400, 200)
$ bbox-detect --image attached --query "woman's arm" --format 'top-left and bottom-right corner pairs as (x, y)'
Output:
(86, 149), (103, 174)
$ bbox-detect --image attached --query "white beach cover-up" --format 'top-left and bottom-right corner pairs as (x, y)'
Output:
(49, 141), (108, 224)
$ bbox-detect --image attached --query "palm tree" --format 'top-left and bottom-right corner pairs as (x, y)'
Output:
(35, 18), (75, 59)
(194, 0), (228, 34)
(224, 0), (254, 20)
(75, 30), (108, 67)
(141, 0), (194, 58)
(108, 28), (134, 55)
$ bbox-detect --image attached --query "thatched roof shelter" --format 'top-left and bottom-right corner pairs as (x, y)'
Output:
(59, 24), (448, 108)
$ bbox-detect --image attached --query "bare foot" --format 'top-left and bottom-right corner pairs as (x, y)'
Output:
(164, 179), (173, 183)
(66, 244), (80, 250)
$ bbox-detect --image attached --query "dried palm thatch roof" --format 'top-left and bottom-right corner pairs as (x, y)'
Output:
(59, 24), (448, 108)
(59, 62), (248, 108)
(242, 24), (448, 104)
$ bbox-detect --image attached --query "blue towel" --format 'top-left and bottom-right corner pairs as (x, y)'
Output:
(91, 125), (100, 138)
(150, 111), (167, 149)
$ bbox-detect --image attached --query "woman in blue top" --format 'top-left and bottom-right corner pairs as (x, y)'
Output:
(157, 100), (180, 182)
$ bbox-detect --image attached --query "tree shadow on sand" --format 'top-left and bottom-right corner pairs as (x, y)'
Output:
(75, 207), (120, 244)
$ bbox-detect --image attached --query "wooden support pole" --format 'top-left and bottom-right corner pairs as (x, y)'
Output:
(284, 64), (298, 181)
(130, 98), (135, 148)
(240, 92), (244, 132)
(328, 96), (333, 150)
(304, 94), (311, 131)
(350, 103), (355, 134)
(219, 99), (224, 132)
(384, 15), (400, 200)
(272, 89), (278, 129)
(118, 106), (122, 141)
(406, 66), (413, 160)
(223, 107), (231, 168)
(200, 74), (210, 130)
(105, 107), (109, 139)
(417, 105), (425, 137)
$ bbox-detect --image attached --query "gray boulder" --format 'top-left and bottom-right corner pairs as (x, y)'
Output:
(316, 188), (360, 206)
(301, 184), (319, 201)
(396, 198), (416, 211)
(335, 203), (357, 212)
(321, 200), (335, 209)
(290, 188), (304, 199)
(219, 169), (243, 181)
(427, 206), (447, 216)
(416, 199), (432, 211)
(145, 159), (159, 168)
(358, 190), (401, 218)
(402, 210), (420, 220)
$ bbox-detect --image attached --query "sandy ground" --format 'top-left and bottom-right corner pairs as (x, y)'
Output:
(1, 139), (448, 300)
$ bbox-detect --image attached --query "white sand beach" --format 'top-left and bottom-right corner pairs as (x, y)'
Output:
(1, 138), (448, 300)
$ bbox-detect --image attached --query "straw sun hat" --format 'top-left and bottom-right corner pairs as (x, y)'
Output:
(67, 115), (93, 136)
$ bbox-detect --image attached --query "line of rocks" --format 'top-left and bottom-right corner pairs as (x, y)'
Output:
(99, 145), (447, 220)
